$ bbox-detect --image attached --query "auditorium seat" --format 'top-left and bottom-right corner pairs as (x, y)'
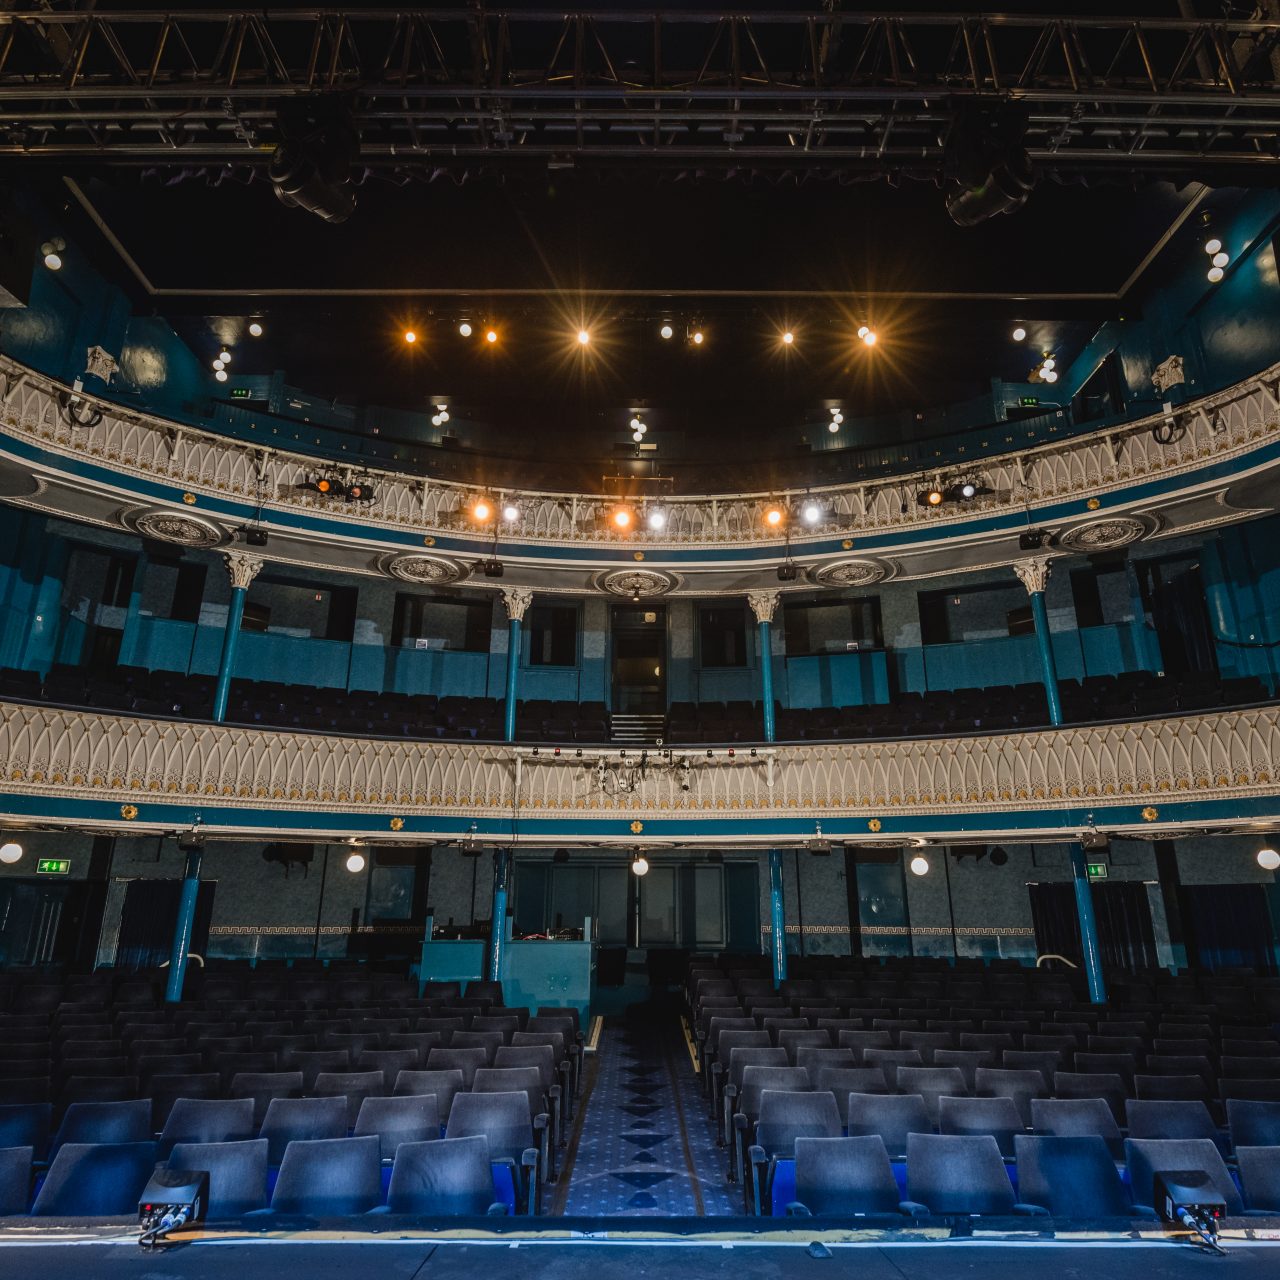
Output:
(355, 1094), (442, 1161)
(938, 1096), (1023, 1158)
(313, 1071), (385, 1129)
(1237, 1147), (1280, 1215)
(394, 1069), (465, 1122)
(1124, 1138), (1242, 1216)
(32, 1141), (158, 1217)
(1030, 1098), (1124, 1160)
(165, 1139), (269, 1218)
(259, 1096), (347, 1165)
(445, 1091), (542, 1214)
(1226, 1099), (1280, 1149)
(903, 1133), (1028, 1216)
(0, 1103), (50, 1161)
(846, 1092), (930, 1159)
(897, 1066), (968, 1125)
(383, 1136), (507, 1215)
(788, 1135), (906, 1218)
(746, 1089), (842, 1215)
(257, 1136), (382, 1217)
(1013, 1135), (1135, 1219)
(157, 1097), (255, 1160)
(426, 1048), (488, 1089)
(230, 1071), (303, 1126)
(49, 1099), (150, 1159)
(1125, 1099), (1220, 1145)
(0, 1147), (31, 1217)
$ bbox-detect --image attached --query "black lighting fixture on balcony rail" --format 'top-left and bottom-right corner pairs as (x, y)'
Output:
(302, 475), (376, 503)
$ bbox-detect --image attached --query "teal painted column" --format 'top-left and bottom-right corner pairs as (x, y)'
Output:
(165, 845), (203, 1004)
(1068, 842), (1107, 1004)
(212, 552), (263, 723)
(117, 549), (148, 669)
(749, 590), (780, 742)
(502, 588), (532, 744)
(768, 849), (787, 988)
(488, 848), (511, 982)
(1015, 557), (1063, 727)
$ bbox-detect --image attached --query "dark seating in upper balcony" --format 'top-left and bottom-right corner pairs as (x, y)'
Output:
(0, 663), (1269, 747)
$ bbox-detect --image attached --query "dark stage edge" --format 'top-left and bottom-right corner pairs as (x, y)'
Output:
(4, 1236), (1280, 1280)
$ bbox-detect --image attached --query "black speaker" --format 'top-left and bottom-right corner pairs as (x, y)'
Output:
(776, 563), (798, 581)
(245, 527), (268, 547)
(481, 559), (505, 578)
(1019, 529), (1046, 550)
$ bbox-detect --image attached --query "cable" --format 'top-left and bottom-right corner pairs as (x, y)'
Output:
(56, 391), (102, 429)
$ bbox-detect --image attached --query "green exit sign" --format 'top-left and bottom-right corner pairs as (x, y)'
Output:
(1086, 862), (1109, 880)
(1019, 396), (1041, 407)
(228, 387), (252, 399)
(36, 858), (70, 875)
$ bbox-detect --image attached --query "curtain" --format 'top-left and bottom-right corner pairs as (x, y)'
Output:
(1028, 880), (1157, 972)
(1180, 884), (1277, 974)
(116, 879), (215, 971)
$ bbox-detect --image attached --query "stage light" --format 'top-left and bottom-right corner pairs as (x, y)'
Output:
(502, 504), (520, 522)
(862, 329), (877, 346)
(249, 321), (264, 337)
(1257, 846), (1280, 871)
(630, 417), (642, 430)
(692, 330), (704, 345)
(959, 481), (977, 499)
(764, 506), (784, 527)
(346, 851), (366, 873)
(1208, 265), (1224, 283)
(631, 852), (649, 877)
(345, 480), (375, 503)
(215, 370), (228, 383)
(660, 324), (674, 340)
(637, 423), (647, 434)
(828, 420), (840, 433)
(1041, 357), (1055, 371)
(782, 331), (794, 345)
(404, 330), (416, 344)
(1204, 236), (1223, 256)
(41, 239), (65, 270)
(459, 321), (473, 337)
(431, 415), (443, 427)
(486, 329), (498, 344)
(647, 509), (667, 531)
(1043, 369), (1059, 383)
(213, 359), (225, 371)
(577, 329), (590, 346)
(857, 325), (869, 339)
(802, 502), (821, 525)
(218, 350), (231, 365)
(909, 854), (930, 876)
(632, 431), (643, 443)
(613, 507), (633, 530)
(1012, 326), (1026, 341)
(472, 498), (493, 521)
(435, 405), (449, 424)
(0, 841), (22, 864)
(919, 487), (944, 507)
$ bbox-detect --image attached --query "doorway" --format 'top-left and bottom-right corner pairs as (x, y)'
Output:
(1137, 557), (1218, 679)
(610, 603), (666, 713)
(1028, 880), (1158, 971)
(0, 879), (108, 969)
(116, 878), (216, 970)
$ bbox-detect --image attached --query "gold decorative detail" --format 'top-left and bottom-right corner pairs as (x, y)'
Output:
(842, 539), (854, 550)
(633, 551), (645, 561)
(1141, 806), (1159, 822)
(120, 803), (138, 820)
(390, 816), (405, 831)
(868, 818), (882, 832)
(422, 536), (436, 547)
(1087, 497), (1101, 510)
(181, 492), (196, 505)
(630, 820), (644, 834)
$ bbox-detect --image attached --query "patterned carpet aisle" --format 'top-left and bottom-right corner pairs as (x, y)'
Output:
(561, 1014), (739, 1216)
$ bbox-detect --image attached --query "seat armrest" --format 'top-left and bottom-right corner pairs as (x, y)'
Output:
(521, 1147), (540, 1215)
(486, 1202), (509, 1216)
(785, 1202), (812, 1217)
(898, 1200), (930, 1218)
(1013, 1203), (1050, 1217)
(747, 1143), (767, 1216)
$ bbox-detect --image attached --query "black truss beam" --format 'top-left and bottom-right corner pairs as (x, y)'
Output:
(0, 10), (1276, 172)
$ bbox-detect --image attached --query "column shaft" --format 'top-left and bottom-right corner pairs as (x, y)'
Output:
(164, 848), (203, 1004)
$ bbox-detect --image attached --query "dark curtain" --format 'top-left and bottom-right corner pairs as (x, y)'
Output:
(1180, 884), (1277, 974)
(116, 879), (216, 971)
(1028, 881), (1157, 972)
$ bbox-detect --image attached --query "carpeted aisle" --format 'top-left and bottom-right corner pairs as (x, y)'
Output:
(562, 1013), (738, 1216)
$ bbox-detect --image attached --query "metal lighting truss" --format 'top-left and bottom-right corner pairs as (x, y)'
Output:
(0, 8), (1277, 173)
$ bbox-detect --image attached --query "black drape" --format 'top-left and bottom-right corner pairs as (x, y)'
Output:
(1028, 880), (1157, 972)
(1179, 883), (1277, 974)
(116, 879), (216, 970)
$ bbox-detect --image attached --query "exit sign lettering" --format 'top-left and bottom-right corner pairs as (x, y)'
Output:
(1019, 396), (1040, 407)
(1086, 861), (1108, 880)
(36, 858), (70, 875)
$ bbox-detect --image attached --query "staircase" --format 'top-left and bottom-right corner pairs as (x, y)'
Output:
(609, 713), (667, 746)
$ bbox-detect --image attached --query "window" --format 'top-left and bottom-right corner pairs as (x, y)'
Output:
(699, 605), (747, 668)
(918, 583), (1030, 645)
(392, 591), (492, 651)
(783, 596), (883, 656)
(248, 576), (355, 641)
(1070, 557), (1135, 628)
(527, 604), (577, 667)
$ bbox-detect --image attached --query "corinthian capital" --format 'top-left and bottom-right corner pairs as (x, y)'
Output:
(747, 589), (780, 624)
(224, 551), (264, 591)
(502, 587), (534, 622)
(1013, 556), (1053, 595)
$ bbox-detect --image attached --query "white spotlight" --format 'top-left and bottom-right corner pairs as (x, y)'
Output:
(960, 481), (977, 499)
(431, 415), (443, 427)
(692, 330), (704, 345)
(828, 420), (840, 433)
(632, 431), (644, 443)
(637, 423), (647, 434)
(909, 854), (930, 876)
(631, 853), (650, 877)
(857, 325), (869, 339)
(213, 358), (225, 371)
(647, 509), (666, 531)
(1258, 846), (1280, 871)
(1041, 357), (1055, 371)
(218, 350), (231, 364)
(802, 502), (821, 525)
(782, 331), (794, 345)
(459, 321), (473, 337)
(577, 329), (590, 346)
(502, 504), (520, 522)
(862, 329), (877, 347)
(1208, 265), (1225, 283)
(630, 417), (642, 430)
(1042, 369), (1059, 384)
(1012, 326), (1027, 342)
(1205, 236), (1223, 256)
(248, 321), (264, 338)
(436, 407), (450, 423)
(0, 840), (22, 864)
(215, 369), (228, 383)
(345, 851), (366, 873)
(1212, 251), (1229, 269)
(660, 324), (674, 340)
